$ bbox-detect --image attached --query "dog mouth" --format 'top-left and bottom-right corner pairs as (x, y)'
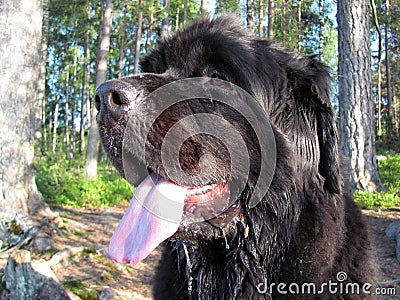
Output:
(183, 179), (240, 226)
(108, 173), (240, 266)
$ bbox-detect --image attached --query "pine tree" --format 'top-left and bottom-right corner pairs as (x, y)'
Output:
(337, 0), (382, 192)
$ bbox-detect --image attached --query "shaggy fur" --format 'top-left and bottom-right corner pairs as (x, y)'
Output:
(95, 16), (374, 299)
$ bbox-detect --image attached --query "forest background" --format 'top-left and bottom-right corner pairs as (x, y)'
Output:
(0, 0), (399, 299)
(38, 0), (399, 208)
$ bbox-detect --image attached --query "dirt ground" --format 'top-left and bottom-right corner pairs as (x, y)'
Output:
(1, 204), (400, 299)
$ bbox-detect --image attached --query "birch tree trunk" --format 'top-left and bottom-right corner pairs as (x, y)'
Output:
(0, 0), (51, 216)
(84, 0), (113, 178)
(337, 0), (382, 192)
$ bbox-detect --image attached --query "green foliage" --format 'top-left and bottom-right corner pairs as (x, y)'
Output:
(378, 153), (400, 187)
(63, 280), (98, 300)
(354, 153), (400, 208)
(35, 151), (133, 208)
(8, 220), (23, 235)
(370, 0), (400, 141)
(215, 0), (242, 14)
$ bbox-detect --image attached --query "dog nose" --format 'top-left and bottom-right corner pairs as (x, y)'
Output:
(94, 79), (138, 124)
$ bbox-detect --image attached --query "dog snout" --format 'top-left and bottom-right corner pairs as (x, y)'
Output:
(94, 79), (138, 124)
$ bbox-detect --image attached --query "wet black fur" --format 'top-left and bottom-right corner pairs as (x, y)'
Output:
(96, 16), (374, 299)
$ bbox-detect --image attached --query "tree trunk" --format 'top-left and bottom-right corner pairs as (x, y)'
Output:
(40, 0), (49, 146)
(183, 0), (188, 26)
(148, 10), (155, 51)
(282, 0), (287, 46)
(318, 0), (325, 61)
(259, 0), (265, 38)
(64, 67), (70, 151)
(396, 97), (399, 136)
(118, 3), (126, 79)
(3, 250), (79, 300)
(337, 0), (382, 192)
(370, 0), (383, 138)
(175, 6), (180, 30)
(118, 27), (125, 78)
(247, 0), (255, 31)
(134, 0), (143, 75)
(385, 0), (393, 137)
(52, 93), (60, 154)
(201, 0), (207, 15)
(71, 50), (78, 155)
(161, 0), (170, 39)
(80, 1), (91, 153)
(84, 0), (113, 178)
(0, 0), (51, 216)
(267, 0), (275, 40)
(297, 0), (302, 52)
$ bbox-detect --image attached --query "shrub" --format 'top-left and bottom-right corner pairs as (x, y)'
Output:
(354, 153), (400, 209)
(35, 151), (133, 208)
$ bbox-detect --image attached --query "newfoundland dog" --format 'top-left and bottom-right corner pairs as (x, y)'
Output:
(95, 16), (374, 299)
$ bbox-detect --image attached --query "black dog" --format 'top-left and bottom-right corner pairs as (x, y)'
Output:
(95, 16), (374, 299)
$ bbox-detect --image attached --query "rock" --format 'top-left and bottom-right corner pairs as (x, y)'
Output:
(385, 221), (400, 263)
(0, 213), (34, 246)
(99, 288), (117, 299)
(385, 221), (400, 239)
(33, 232), (55, 252)
(2, 250), (79, 300)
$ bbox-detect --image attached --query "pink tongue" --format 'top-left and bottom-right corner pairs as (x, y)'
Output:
(109, 174), (187, 266)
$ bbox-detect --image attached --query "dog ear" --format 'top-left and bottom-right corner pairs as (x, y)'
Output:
(271, 51), (342, 194)
(316, 99), (341, 194)
(140, 49), (166, 74)
(293, 57), (341, 194)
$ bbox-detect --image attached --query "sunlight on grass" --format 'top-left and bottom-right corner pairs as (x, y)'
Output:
(63, 280), (98, 300)
(354, 153), (400, 209)
(35, 147), (399, 209)
(35, 152), (134, 208)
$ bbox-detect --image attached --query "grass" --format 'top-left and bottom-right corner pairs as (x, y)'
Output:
(95, 255), (123, 274)
(354, 153), (400, 209)
(63, 280), (98, 300)
(35, 151), (133, 208)
(35, 143), (398, 210)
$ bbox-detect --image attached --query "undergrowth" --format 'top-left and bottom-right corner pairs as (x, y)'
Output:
(35, 144), (399, 209)
(63, 280), (98, 300)
(354, 152), (400, 209)
(35, 150), (133, 208)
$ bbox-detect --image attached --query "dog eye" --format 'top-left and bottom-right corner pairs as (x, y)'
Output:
(210, 72), (224, 80)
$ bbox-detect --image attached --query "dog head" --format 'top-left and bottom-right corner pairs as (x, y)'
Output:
(95, 16), (340, 267)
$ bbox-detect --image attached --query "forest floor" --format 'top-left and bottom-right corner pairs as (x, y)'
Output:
(1, 204), (400, 299)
